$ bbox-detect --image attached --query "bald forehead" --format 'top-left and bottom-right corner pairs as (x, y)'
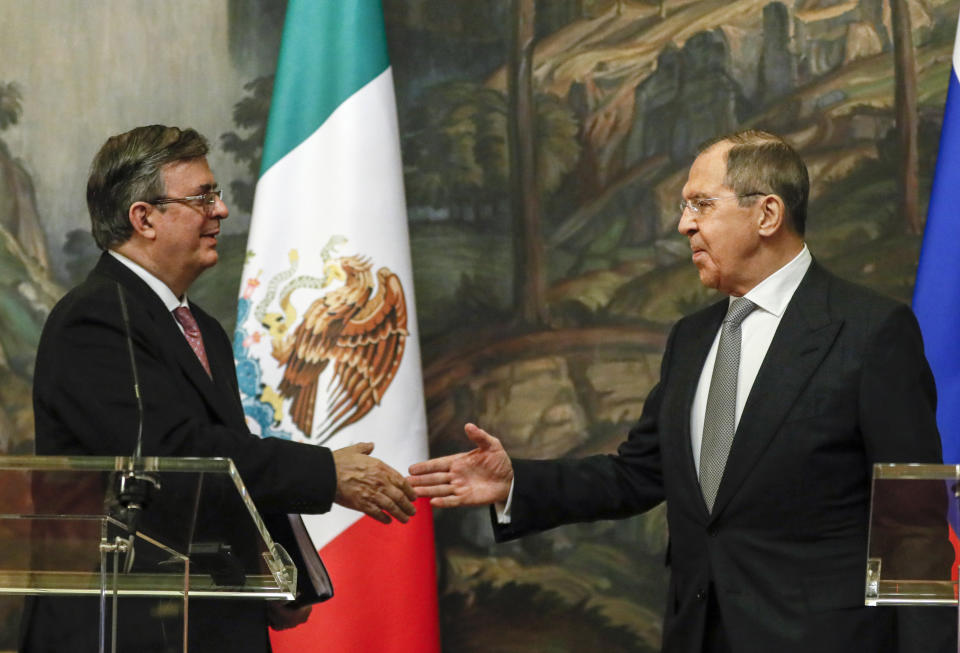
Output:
(698, 140), (733, 164)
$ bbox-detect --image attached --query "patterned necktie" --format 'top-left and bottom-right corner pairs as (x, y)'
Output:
(699, 297), (757, 512)
(172, 306), (212, 378)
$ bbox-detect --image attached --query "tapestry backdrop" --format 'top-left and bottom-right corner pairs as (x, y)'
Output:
(1, 0), (955, 650)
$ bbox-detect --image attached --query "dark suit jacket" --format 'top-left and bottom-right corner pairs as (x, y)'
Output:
(495, 261), (955, 652)
(23, 253), (338, 653)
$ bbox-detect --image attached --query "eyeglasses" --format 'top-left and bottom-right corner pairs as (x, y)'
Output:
(149, 189), (223, 209)
(678, 192), (765, 216)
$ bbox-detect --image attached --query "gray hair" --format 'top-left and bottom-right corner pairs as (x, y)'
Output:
(699, 129), (810, 235)
(87, 125), (209, 249)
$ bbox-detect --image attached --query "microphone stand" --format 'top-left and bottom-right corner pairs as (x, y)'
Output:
(114, 283), (160, 572)
(100, 285), (160, 653)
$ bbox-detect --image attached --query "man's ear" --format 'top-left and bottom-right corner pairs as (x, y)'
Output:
(756, 195), (786, 237)
(128, 201), (158, 240)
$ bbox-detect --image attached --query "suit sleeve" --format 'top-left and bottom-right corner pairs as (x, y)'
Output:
(33, 284), (337, 515)
(859, 304), (941, 464)
(493, 324), (676, 541)
(858, 304), (956, 652)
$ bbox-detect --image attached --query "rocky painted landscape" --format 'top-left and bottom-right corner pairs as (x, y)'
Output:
(1, 0), (958, 649)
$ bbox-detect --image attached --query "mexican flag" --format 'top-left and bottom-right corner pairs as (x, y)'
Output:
(232, 1), (440, 650)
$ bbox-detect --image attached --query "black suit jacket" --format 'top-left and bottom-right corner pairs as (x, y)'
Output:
(23, 253), (338, 653)
(496, 261), (955, 652)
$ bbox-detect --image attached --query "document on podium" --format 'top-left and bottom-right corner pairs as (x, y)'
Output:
(287, 514), (334, 605)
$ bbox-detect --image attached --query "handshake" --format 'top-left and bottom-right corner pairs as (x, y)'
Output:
(336, 423), (511, 523)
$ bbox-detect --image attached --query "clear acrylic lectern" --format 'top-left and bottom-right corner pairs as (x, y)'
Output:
(0, 455), (298, 653)
(866, 463), (960, 648)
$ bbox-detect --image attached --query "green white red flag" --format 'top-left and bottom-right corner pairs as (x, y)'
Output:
(233, 1), (440, 650)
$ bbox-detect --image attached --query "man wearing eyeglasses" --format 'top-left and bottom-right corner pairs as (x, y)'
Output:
(22, 125), (417, 652)
(409, 130), (955, 652)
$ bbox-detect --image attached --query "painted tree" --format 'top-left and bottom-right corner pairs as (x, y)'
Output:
(0, 82), (21, 130)
(508, 0), (548, 324)
(890, 0), (921, 234)
(0, 81), (50, 271)
(403, 81), (577, 224)
(403, 82), (501, 218)
(221, 75), (274, 214)
(536, 93), (581, 197)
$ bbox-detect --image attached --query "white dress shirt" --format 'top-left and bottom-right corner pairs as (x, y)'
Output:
(690, 245), (811, 474)
(108, 250), (192, 329)
(498, 244), (812, 523)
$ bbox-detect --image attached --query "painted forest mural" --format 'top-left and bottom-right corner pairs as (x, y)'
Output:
(1, 0), (958, 650)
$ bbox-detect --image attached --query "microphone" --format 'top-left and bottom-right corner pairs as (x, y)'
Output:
(112, 283), (159, 572)
(116, 283), (144, 458)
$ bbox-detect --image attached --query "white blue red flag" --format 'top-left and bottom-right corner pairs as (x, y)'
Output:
(914, 11), (960, 466)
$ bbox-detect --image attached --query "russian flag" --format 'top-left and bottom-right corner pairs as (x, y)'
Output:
(913, 11), (960, 589)
(913, 12), (960, 466)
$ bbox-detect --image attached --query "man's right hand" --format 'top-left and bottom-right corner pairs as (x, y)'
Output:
(406, 423), (514, 507)
(332, 442), (417, 524)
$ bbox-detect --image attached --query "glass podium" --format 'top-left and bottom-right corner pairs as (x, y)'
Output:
(867, 464), (960, 647)
(0, 455), (298, 652)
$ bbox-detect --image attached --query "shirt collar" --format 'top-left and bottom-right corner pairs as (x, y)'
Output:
(108, 250), (190, 311)
(740, 244), (812, 318)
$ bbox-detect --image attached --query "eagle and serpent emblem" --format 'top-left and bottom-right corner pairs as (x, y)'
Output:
(236, 236), (409, 444)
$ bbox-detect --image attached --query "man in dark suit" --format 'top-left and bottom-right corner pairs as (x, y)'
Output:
(408, 130), (956, 652)
(23, 125), (418, 652)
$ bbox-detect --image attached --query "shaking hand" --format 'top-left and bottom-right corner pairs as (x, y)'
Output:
(333, 442), (417, 523)
(407, 423), (513, 508)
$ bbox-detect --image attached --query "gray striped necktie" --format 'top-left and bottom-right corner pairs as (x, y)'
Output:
(699, 297), (757, 512)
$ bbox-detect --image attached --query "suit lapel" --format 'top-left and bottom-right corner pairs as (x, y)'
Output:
(710, 262), (842, 519)
(193, 306), (248, 429)
(665, 300), (728, 516)
(160, 302), (247, 430)
(95, 254), (243, 430)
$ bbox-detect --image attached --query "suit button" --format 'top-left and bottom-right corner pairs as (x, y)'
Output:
(707, 527), (718, 537)
(696, 590), (707, 601)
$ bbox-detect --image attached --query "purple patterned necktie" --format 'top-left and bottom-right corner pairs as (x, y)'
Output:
(172, 306), (212, 378)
